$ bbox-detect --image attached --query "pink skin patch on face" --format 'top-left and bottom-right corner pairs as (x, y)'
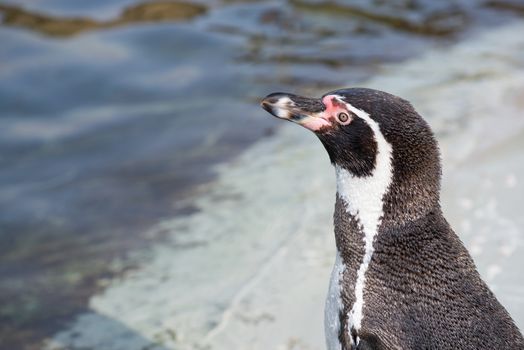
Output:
(299, 95), (352, 131)
(322, 95), (348, 116)
(321, 95), (352, 125)
(301, 117), (331, 131)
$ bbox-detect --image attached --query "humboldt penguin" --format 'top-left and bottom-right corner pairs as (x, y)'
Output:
(260, 88), (524, 350)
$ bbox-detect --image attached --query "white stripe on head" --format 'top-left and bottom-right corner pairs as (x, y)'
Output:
(332, 96), (393, 344)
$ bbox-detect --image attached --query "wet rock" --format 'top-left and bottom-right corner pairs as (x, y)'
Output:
(485, 0), (524, 15)
(120, 1), (206, 23)
(0, 4), (98, 36)
(289, 0), (469, 36)
(0, 1), (207, 37)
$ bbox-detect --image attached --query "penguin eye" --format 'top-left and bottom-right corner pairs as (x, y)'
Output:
(337, 112), (350, 124)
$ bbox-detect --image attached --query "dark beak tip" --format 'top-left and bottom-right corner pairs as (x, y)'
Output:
(264, 92), (289, 99)
(260, 92), (293, 116)
(261, 92), (292, 105)
(260, 100), (272, 113)
(260, 99), (269, 108)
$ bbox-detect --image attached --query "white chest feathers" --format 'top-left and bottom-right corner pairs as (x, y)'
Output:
(325, 250), (346, 350)
(325, 101), (393, 348)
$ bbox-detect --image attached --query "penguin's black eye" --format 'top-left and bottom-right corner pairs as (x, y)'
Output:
(337, 112), (350, 124)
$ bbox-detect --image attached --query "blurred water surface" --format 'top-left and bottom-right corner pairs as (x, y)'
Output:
(0, 0), (523, 348)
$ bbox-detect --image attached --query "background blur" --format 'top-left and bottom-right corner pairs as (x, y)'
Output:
(1, 1), (523, 349)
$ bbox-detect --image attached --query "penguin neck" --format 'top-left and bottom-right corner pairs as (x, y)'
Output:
(333, 103), (394, 244)
(333, 116), (394, 336)
(332, 142), (441, 343)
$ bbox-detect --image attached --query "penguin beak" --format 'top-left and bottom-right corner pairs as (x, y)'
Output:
(260, 92), (332, 132)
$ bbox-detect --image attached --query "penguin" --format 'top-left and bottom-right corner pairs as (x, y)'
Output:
(260, 88), (524, 350)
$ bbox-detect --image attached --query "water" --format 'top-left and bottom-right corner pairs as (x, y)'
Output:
(0, 1), (523, 349)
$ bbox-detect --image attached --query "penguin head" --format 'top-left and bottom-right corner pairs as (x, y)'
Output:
(261, 88), (442, 224)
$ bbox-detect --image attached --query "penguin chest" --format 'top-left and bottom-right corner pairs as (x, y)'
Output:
(325, 251), (363, 349)
(324, 251), (347, 350)
(324, 252), (378, 350)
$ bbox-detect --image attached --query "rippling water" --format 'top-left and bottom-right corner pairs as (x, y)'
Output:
(0, 1), (522, 348)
